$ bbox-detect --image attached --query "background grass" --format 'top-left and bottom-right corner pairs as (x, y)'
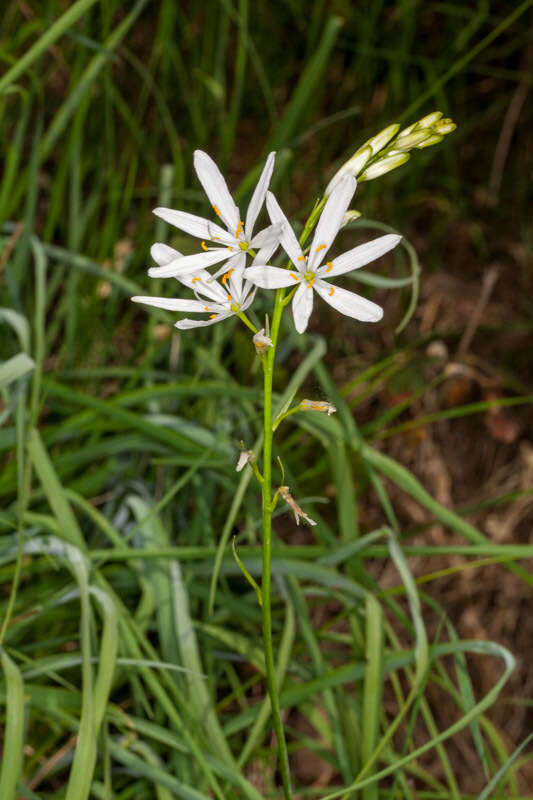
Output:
(1, 1), (533, 797)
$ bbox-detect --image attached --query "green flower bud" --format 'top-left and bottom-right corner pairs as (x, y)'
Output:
(359, 151), (410, 180)
(416, 134), (444, 149)
(365, 123), (401, 155)
(417, 111), (443, 129)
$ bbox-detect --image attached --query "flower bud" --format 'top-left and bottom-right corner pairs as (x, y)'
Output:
(416, 134), (444, 149)
(253, 328), (273, 354)
(366, 123), (401, 155)
(341, 209), (362, 228)
(359, 152), (410, 181)
(394, 129), (433, 150)
(325, 146), (371, 195)
(300, 399), (337, 416)
(434, 118), (456, 135)
(417, 111), (443, 129)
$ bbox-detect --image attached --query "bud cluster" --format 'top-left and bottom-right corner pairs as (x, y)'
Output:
(326, 111), (456, 193)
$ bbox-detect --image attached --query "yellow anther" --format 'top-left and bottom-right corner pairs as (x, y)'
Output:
(325, 261), (333, 273)
(213, 205), (221, 216)
(328, 286), (334, 296)
(192, 276), (202, 283)
(201, 241), (209, 251)
(290, 272), (299, 281)
(307, 278), (315, 288)
(297, 255), (306, 261)
(221, 268), (234, 285)
(235, 221), (244, 238)
(209, 314), (217, 319)
(226, 294), (232, 302)
(315, 244), (326, 252)
(228, 246), (233, 252)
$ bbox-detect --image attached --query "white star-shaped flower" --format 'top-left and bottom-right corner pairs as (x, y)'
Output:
(132, 245), (255, 329)
(146, 151), (281, 279)
(245, 174), (402, 333)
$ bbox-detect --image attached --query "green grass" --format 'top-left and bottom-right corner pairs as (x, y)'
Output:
(1, 0), (533, 797)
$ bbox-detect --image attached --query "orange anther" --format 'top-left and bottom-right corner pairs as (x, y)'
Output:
(297, 255), (305, 261)
(192, 276), (202, 283)
(315, 244), (326, 252)
(209, 314), (217, 319)
(307, 279), (315, 288)
(328, 286), (334, 296)
(235, 221), (244, 237)
(201, 241), (209, 251)
(213, 205), (221, 216)
(226, 294), (232, 301)
(290, 272), (299, 281)
(204, 306), (210, 311)
(325, 261), (333, 273)
(221, 268), (234, 285)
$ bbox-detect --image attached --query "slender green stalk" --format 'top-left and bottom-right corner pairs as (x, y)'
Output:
(261, 287), (292, 800)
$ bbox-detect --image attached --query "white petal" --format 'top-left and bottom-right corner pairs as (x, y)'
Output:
(245, 265), (301, 289)
(176, 313), (232, 330)
(252, 237), (281, 267)
(226, 253), (246, 299)
(317, 234), (401, 279)
(249, 222), (283, 249)
(266, 191), (305, 268)
(153, 207), (231, 243)
(314, 281), (383, 322)
(245, 152), (275, 239)
(240, 286), (257, 312)
(151, 242), (182, 265)
(176, 271), (227, 303)
(148, 248), (232, 278)
(193, 150), (240, 232)
(308, 173), (356, 270)
(292, 282), (314, 333)
(132, 296), (206, 312)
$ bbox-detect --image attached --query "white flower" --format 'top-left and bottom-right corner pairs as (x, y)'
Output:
(147, 151), (281, 279)
(132, 246), (255, 329)
(245, 174), (402, 333)
(252, 328), (273, 354)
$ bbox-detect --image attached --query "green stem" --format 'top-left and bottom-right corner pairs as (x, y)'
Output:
(261, 287), (292, 800)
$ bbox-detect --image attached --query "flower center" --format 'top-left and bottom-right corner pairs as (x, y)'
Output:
(239, 240), (249, 251)
(230, 302), (241, 313)
(303, 270), (315, 282)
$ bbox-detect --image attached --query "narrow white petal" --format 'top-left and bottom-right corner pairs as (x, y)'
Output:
(148, 248), (232, 278)
(193, 150), (240, 232)
(176, 313), (232, 330)
(292, 282), (314, 333)
(245, 265), (301, 289)
(176, 271), (227, 303)
(132, 296), (206, 312)
(245, 152), (275, 239)
(240, 286), (257, 311)
(252, 237), (281, 267)
(308, 174), (356, 270)
(226, 253), (246, 299)
(317, 234), (401, 279)
(314, 281), (383, 322)
(266, 191), (304, 268)
(151, 242), (182, 265)
(153, 207), (230, 242)
(249, 222), (283, 249)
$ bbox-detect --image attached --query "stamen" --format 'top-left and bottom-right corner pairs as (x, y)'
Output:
(226, 294), (232, 302)
(204, 306), (210, 311)
(328, 286), (334, 296)
(201, 241), (209, 251)
(297, 255), (305, 261)
(315, 244), (326, 252)
(290, 272), (299, 281)
(192, 276), (202, 283)
(325, 261), (333, 273)
(235, 221), (244, 238)
(307, 278), (315, 288)
(213, 205), (221, 216)
(221, 268), (234, 285)
(209, 314), (217, 319)
(228, 246), (233, 252)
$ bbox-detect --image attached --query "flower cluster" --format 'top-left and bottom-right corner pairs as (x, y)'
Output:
(132, 150), (402, 333)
